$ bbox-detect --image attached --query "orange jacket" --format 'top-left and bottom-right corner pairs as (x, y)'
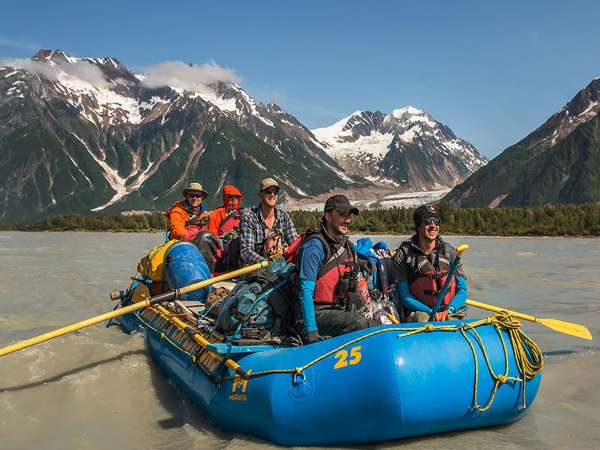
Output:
(208, 185), (243, 236)
(167, 201), (209, 240)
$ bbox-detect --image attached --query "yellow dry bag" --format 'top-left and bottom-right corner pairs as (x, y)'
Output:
(137, 239), (179, 282)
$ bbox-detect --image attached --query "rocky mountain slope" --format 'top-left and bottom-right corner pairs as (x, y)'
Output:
(0, 49), (362, 221)
(312, 107), (488, 191)
(444, 77), (600, 207)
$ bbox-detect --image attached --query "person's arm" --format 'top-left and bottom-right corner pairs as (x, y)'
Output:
(207, 209), (221, 236)
(169, 209), (188, 240)
(298, 240), (325, 336)
(239, 212), (264, 265)
(447, 275), (468, 313)
(397, 281), (432, 313)
(390, 245), (430, 312)
(299, 279), (318, 334)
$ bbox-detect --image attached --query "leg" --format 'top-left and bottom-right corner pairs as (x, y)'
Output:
(314, 305), (369, 337)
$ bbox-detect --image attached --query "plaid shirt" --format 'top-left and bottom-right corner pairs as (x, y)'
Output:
(239, 205), (298, 264)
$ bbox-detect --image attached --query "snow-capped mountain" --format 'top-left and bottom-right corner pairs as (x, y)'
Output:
(313, 107), (488, 190)
(445, 77), (600, 207)
(0, 49), (362, 221)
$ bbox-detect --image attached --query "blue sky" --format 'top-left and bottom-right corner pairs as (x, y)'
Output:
(2, 0), (599, 158)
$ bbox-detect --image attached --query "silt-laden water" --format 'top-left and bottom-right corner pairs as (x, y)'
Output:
(0, 232), (598, 449)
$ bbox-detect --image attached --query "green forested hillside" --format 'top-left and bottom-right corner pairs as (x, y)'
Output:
(2, 204), (599, 236)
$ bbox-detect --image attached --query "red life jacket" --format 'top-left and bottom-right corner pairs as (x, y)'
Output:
(294, 228), (369, 306)
(218, 209), (241, 236)
(402, 239), (456, 308)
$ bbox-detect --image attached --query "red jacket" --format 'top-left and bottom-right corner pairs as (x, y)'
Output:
(208, 185), (243, 237)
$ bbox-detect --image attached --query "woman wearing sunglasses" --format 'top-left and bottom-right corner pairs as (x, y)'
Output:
(390, 204), (469, 322)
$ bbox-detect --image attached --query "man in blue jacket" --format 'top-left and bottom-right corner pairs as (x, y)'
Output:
(391, 204), (468, 322)
(296, 195), (370, 343)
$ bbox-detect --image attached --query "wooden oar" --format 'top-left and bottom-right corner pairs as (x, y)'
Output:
(466, 299), (593, 341)
(0, 261), (269, 368)
(429, 244), (470, 322)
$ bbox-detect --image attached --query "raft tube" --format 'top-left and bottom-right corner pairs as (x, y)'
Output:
(164, 241), (212, 302)
(134, 311), (542, 446)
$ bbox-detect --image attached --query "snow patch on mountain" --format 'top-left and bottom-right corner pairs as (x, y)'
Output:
(312, 110), (362, 146)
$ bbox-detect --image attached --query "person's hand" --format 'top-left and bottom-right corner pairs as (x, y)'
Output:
(434, 310), (449, 321)
(307, 331), (329, 344)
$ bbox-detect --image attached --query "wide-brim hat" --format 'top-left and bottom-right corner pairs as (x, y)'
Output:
(182, 182), (208, 197)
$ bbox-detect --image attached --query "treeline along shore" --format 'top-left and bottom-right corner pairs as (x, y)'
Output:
(0, 203), (599, 236)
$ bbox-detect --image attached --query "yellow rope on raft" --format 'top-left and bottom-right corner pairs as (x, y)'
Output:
(225, 313), (544, 410)
(136, 303), (543, 412)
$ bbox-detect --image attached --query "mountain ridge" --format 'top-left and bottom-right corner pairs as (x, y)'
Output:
(312, 107), (488, 191)
(0, 49), (364, 221)
(443, 77), (600, 207)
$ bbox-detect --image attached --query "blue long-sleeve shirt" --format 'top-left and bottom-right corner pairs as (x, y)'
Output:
(397, 275), (468, 314)
(297, 238), (327, 334)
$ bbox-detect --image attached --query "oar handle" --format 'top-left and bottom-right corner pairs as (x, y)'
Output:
(0, 260), (269, 358)
(428, 244), (469, 322)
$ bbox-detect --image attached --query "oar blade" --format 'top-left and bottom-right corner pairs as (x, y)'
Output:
(538, 318), (593, 340)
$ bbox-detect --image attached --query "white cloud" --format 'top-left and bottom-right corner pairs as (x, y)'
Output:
(141, 60), (242, 92)
(0, 57), (109, 89)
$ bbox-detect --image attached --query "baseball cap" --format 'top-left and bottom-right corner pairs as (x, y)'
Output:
(414, 203), (441, 227)
(259, 177), (279, 191)
(324, 195), (359, 215)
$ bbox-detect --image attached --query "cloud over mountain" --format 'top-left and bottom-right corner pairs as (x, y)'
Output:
(141, 60), (242, 92)
(0, 57), (109, 88)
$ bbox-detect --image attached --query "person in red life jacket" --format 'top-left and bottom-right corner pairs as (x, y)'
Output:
(296, 195), (370, 343)
(166, 182), (210, 241)
(208, 184), (243, 238)
(238, 178), (298, 265)
(390, 204), (468, 322)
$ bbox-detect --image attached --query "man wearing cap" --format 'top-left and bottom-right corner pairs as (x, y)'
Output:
(167, 182), (210, 241)
(238, 177), (298, 265)
(296, 195), (370, 343)
(391, 203), (468, 322)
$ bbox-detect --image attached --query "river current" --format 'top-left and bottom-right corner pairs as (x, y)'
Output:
(0, 232), (598, 449)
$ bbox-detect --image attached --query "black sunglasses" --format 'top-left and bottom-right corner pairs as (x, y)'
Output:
(187, 193), (205, 199)
(262, 188), (280, 196)
(424, 217), (440, 226)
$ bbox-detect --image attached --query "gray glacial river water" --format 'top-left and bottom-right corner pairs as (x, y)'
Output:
(0, 232), (599, 449)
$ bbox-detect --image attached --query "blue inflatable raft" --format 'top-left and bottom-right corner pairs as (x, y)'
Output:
(114, 242), (542, 446)
(118, 302), (542, 446)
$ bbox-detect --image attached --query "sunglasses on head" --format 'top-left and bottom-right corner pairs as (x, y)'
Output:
(424, 217), (440, 226)
(262, 188), (280, 196)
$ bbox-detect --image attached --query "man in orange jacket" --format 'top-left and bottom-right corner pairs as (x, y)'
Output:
(167, 182), (210, 241)
(208, 184), (244, 238)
